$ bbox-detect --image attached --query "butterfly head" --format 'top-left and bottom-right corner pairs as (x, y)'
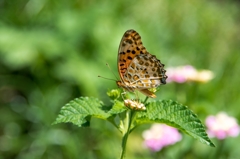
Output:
(116, 80), (128, 89)
(116, 80), (135, 92)
(116, 81), (122, 87)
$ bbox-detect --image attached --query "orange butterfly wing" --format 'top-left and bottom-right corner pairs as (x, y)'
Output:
(117, 30), (167, 98)
(118, 30), (148, 81)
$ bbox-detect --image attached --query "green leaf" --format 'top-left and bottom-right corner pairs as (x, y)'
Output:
(136, 100), (215, 147)
(108, 100), (127, 115)
(53, 97), (110, 127)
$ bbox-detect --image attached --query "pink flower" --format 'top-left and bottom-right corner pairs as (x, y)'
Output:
(166, 65), (214, 83)
(205, 112), (240, 140)
(142, 124), (182, 151)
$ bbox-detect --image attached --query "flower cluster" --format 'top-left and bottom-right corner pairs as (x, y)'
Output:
(205, 112), (240, 140)
(124, 99), (146, 110)
(166, 65), (214, 83)
(142, 124), (182, 151)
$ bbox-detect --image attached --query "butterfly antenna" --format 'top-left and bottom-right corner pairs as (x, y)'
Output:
(98, 75), (116, 81)
(106, 63), (119, 80)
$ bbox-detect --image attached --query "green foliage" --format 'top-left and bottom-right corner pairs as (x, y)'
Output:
(108, 100), (127, 115)
(53, 97), (110, 127)
(53, 95), (215, 152)
(0, 0), (240, 158)
(136, 100), (214, 147)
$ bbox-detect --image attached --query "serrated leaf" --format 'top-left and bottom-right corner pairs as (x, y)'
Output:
(135, 100), (215, 147)
(108, 100), (127, 115)
(53, 97), (110, 127)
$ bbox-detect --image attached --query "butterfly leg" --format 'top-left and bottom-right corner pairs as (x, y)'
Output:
(133, 91), (140, 102)
(120, 91), (127, 101)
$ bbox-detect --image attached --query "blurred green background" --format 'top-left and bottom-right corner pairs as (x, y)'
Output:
(0, 0), (240, 158)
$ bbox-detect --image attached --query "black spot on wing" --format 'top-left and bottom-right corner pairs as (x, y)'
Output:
(127, 56), (133, 60)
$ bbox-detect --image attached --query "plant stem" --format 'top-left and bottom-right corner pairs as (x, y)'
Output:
(143, 96), (149, 104)
(119, 110), (136, 159)
(212, 139), (224, 159)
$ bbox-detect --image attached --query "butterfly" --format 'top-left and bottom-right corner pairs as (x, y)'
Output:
(116, 29), (167, 98)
